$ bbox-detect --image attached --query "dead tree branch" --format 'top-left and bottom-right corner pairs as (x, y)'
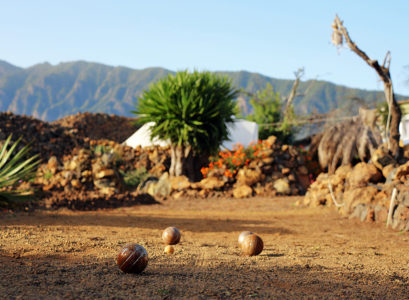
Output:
(284, 68), (304, 118)
(332, 14), (402, 159)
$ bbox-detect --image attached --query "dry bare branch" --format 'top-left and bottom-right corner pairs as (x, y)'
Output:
(332, 14), (402, 159)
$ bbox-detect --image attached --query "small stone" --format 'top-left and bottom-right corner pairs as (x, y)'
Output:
(273, 178), (291, 195)
(382, 164), (396, 179)
(170, 175), (191, 191)
(46, 156), (59, 174)
(154, 172), (171, 197)
(172, 190), (185, 199)
(200, 176), (225, 190)
(349, 203), (368, 221)
(99, 186), (117, 195)
(95, 169), (115, 179)
(60, 178), (69, 187)
(81, 170), (92, 178)
(266, 135), (277, 146)
(236, 168), (263, 186)
(67, 159), (80, 171)
(232, 184), (253, 198)
(297, 166), (309, 175)
(70, 179), (81, 188)
(281, 168), (290, 175)
(198, 189), (208, 197)
(287, 173), (296, 182)
(164, 245), (174, 255)
(260, 149), (273, 157)
(261, 157), (274, 165)
(348, 162), (382, 188)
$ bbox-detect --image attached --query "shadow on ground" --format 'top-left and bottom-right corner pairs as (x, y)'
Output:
(0, 253), (407, 299)
(0, 213), (294, 235)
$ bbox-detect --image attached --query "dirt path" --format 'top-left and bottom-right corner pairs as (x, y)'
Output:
(1, 196), (408, 299)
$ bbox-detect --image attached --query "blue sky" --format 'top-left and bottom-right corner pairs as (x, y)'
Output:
(1, 0), (408, 95)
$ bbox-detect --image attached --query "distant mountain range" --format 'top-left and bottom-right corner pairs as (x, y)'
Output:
(0, 59), (406, 122)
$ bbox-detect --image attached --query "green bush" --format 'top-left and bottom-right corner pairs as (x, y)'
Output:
(134, 70), (238, 180)
(246, 83), (295, 143)
(119, 167), (150, 189)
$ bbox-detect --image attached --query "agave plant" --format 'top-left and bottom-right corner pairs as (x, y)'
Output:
(0, 135), (40, 207)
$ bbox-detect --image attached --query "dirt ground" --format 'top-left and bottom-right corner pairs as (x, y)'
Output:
(0, 196), (408, 299)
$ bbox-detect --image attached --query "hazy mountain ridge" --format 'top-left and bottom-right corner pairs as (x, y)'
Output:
(0, 59), (404, 122)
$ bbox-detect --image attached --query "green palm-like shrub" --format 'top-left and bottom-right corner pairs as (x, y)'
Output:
(134, 70), (238, 180)
(0, 135), (40, 207)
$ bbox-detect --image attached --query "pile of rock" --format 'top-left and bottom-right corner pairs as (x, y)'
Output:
(34, 134), (311, 208)
(53, 112), (139, 143)
(302, 148), (409, 231)
(153, 136), (312, 199)
(1, 112), (315, 209)
(34, 139), (170, 209)
(0, 112), (87, 162)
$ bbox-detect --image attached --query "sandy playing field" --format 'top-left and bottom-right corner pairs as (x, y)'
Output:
(1, 196), (408, 299)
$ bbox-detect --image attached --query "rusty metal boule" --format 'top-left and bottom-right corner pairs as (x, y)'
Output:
(238, 231), (253, 246)
(162, 227), (181, 245)
(117, 243), (148, 273)
(241, 234), (263, 256)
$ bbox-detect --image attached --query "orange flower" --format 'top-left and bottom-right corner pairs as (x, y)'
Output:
(200, 167), (209, 178)
(224, 169), (233, 178)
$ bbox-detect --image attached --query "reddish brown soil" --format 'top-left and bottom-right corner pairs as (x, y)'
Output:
(1, 196), (408, 299)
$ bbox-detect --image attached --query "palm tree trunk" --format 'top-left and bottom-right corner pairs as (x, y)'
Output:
(169, 145), (184, 177)
(169, 144), (202, 181)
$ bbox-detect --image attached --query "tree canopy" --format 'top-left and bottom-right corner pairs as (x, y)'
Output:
(134, 70), (238, 179)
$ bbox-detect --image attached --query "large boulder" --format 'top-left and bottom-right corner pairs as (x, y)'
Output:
(273, 178), (291, 195)
(236, 168), (264, 186)
(341, 186), (379, 214)
(232, 184), (253, 198)
(394, 160), (409, 182)
(200, 176), (225, 190)
(170, 175), (191, 191)
(392, 204), (409, 231)
(371, 144), (395, 170)
(346, 162), (382, 188)
(143, 172), (171, 197)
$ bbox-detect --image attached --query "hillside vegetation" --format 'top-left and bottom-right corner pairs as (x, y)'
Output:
(0, 60), (405, 122)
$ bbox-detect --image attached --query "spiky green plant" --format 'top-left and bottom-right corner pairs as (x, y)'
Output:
(0, 135), (40, 207)
(133, 70), (238, 180)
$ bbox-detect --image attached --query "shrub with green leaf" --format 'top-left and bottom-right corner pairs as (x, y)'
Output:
(0, 135), (40, 207)
(119, 167), (150, 189)
(133, 70), (238, 181)
(246, 83), (295, 143)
